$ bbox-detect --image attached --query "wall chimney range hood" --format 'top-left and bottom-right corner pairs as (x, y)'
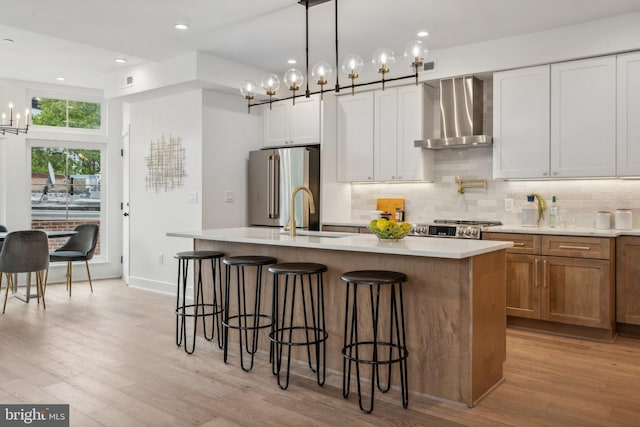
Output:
(415, 76), (492, 149)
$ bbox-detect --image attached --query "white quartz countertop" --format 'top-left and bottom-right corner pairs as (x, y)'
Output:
(485, 225), (640, 237)
(167, 227), (512, 259)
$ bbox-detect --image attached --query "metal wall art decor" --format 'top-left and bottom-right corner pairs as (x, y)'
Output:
(145, 134), (186, 192)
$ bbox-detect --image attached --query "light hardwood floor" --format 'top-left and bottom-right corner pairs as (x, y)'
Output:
(1, 278), (639, 426)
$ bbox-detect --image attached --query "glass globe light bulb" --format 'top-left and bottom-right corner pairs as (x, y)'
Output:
(260, 73), (280, 95)
(341, 54), (364, 77)
(284, 68), (304, 90)
(372, 48), (395, 90)
(372, 48), (395, 72)
(240, 80), (259, 99)
(311, 61), (333, 85)
(404, 40), (425, 64)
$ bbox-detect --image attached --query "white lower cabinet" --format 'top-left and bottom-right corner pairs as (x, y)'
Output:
(337, 85), (433, 183)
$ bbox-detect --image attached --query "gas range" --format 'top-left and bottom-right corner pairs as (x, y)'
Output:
(410, 219), (503, 240)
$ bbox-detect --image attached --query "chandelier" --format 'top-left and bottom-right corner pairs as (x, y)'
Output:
(240, 0), (427, 112)
(1, 103), (30, 135)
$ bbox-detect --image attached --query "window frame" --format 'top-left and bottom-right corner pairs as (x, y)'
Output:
(28, 138), (107, 262)
(26, 89), (107, 136)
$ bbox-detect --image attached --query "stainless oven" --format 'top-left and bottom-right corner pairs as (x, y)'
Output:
(410, 219), (502, 240)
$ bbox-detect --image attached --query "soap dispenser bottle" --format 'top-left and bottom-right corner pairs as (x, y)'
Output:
(522, 195), (538, 227)
(548, 196), (559, 228)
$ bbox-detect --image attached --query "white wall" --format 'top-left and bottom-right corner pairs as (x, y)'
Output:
(127, 90), (203, 293)
(202, 91), (262, 229)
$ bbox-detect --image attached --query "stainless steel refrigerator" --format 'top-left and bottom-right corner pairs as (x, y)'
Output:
(248, 145), (320, 230)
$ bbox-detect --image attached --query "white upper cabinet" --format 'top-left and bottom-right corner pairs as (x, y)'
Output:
(263, 94), (321, 147)
(550, 56), (616, 177)
(494, 56), (617, 179)
(374, 85), (433, 181)
(493, 65), (551, 179)
(337, 91), (374, 182)
(338, 85), (433, 183)
(617, 52), (640, 176)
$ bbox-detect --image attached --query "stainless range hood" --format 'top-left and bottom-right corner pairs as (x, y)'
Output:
(415, 76), (492, 149)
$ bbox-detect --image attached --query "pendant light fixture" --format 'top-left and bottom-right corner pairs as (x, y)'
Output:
(371, 48), (395, 91)
(244, 0), (427, 111)
(260, 73), (281, 110)
(240, 80), (259, 113)
(404, 40), (426, 85)
(311, 61), (333, 100)
(1, 103), (30, 135)
(284, 68), (304, 105)
(341, 54), (363, 95)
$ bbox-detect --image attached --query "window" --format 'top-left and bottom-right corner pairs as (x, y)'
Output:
(31, 97), (102, 130)
(31, 146), (102, 254)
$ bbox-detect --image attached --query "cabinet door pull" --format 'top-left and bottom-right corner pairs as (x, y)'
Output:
(543, 260), (548, 288)
(513, 242), (526, 247)
(558, 245), (591, 250)
(534, 259), (539, 288)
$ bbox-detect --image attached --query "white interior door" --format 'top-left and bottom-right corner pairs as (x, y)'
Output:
(121, 125), (130, 284)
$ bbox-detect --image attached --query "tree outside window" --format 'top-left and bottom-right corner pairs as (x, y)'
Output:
(31, 97), (101, 129)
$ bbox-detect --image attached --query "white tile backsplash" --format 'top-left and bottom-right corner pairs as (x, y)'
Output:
(351, 147), (640, 228)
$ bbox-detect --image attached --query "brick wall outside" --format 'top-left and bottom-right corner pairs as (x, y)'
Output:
(32, 220), (101, 254)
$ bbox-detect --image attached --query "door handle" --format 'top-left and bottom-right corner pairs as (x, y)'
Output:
(558, 245), (591, 251)
(273, 155), (280, 219)
(543, 259), (548, 288)
(123, 212), (129, 217)
(268, 155), (274, 218)
(534, 258), (539, 288)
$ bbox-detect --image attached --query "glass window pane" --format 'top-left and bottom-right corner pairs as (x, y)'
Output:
(31, 97), (67, 127)
(31, 146), (102, 254)
(68, 101), (101, 129)
(31, 97), (102, 130)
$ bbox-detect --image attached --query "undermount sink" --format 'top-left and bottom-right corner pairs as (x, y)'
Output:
(280, 230), (353, 238)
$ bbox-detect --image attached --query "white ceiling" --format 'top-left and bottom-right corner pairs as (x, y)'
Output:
(2, 0), (640, 90)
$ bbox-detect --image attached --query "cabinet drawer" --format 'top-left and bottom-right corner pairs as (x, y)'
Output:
(483, 233), (540, 255)
(541, 235), (611, 260)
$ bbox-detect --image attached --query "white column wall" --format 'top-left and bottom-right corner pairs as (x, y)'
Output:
(201, 91), (262, 229)
(127, 90), (203, 293)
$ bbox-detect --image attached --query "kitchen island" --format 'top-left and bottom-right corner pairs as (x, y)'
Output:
(167, 227), (511, 407)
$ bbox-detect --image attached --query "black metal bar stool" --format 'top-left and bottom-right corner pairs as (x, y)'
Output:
(175, 250), (225, 355)
(223, 255), (276, 372)
(268, 262), (328, 390)
(340, 270), (409, 414)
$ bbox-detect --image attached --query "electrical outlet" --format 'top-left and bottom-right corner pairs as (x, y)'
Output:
(187, 191), (198, 204)
(158, 253), (164, 265)
(504, 198), (514, 212)
(225, 191), (235, 203)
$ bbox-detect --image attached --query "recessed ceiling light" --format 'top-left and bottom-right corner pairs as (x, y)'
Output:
(174, 23), (189, 30)
(417, 31), (429, 37)
(56, 77), (66, 81)
(114, 58), (127, 64)
(287, 59), (297, 64)
(3, 38), (14, 43)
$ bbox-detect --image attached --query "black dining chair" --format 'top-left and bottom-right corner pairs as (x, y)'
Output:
(0, 225), (6, 293)
(48, 224), (99, 297)
(0, 224), (7, 252)
(0, 230), (49, 314)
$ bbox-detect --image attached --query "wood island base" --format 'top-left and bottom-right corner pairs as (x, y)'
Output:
(194, 239), (507, 407)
